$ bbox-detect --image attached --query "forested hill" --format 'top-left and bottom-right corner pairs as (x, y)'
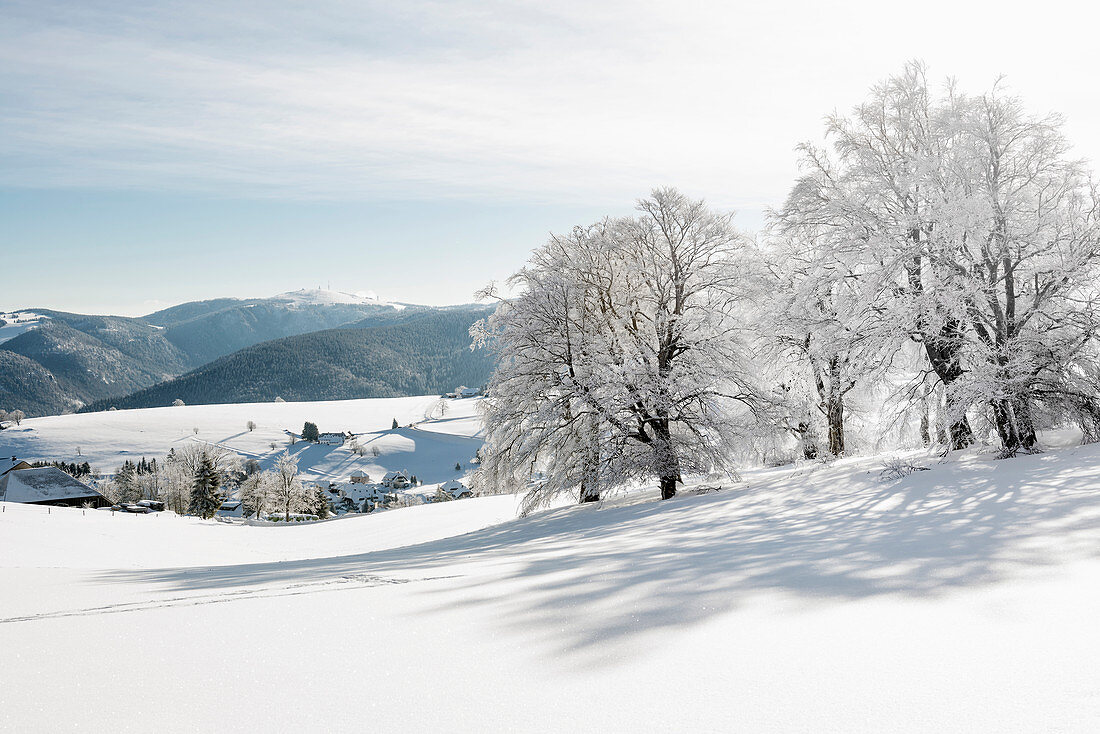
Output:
(0, 292), (455, 417)
(82, 307), (496, 411)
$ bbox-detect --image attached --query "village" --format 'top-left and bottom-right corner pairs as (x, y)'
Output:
(0, 389), (483, 521)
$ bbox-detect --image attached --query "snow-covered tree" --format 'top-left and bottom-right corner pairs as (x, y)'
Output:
(239, 472), (273, 518)
(190, 454), (222, 519)
(270, 451), (307, 521)
(9, 409), (24, 426)
(780, 62), (1100, 452)
(476, 188), (766, 511)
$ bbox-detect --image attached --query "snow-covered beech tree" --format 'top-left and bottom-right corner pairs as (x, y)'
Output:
(758, 227), (887, 457)
(475, 188), (767, 511)
(780, 62), (1100, 452)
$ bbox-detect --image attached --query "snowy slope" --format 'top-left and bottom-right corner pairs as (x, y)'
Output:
(0, 310), (47, 343)
(273, 287), (405, 310)
(0, 395), (484, 484)
(2, 440), (1100, 731)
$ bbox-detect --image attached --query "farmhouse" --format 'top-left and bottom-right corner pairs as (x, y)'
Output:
(454, 386), (480, 398)
(440, 479), (473, 499)
(320, 481), (394, 513)
(318, 431), (348, 446)
(381, 470), (410, 489)
(349, 469), (370, 484)
(0, 466), (109, 507)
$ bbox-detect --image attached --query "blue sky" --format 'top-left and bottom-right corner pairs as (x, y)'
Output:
(4, 0), (1100, 315)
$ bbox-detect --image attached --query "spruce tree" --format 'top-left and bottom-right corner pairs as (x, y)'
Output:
(392, 418), (399, 430)
(190, 454), (222, 519)
(302, 421), (320, 442)
(311, 487), (331, 519)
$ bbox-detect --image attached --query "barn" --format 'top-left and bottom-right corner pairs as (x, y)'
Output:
(0, 467), (109, 507)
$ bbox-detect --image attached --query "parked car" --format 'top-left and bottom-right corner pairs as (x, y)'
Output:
(111, 503), (151, 513)
(136, 499), (165, 511)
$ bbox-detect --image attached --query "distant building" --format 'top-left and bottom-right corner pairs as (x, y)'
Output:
(440, 479), (473, 500)
(454, 386), (480, 398)
(0, 466), (109, 507)
(350, 469), (370, 484)
(381, 470), (411, 489)
(318, 432), (347, 446)
(217, 500), (243, 518)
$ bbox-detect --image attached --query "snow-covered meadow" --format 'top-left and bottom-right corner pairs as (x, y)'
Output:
(0, 395), (484, 486)
(3, 431), (1100, 731)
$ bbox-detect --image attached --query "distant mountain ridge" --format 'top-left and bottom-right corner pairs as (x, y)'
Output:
(0, 290), (494, 417)
(83, 307), (495, 411)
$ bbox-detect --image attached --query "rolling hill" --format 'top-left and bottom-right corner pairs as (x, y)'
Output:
(82, 307), (495, 411)
(1, 290), (487, 417)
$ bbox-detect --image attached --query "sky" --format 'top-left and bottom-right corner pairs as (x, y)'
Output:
(4, 0), (1100, 315)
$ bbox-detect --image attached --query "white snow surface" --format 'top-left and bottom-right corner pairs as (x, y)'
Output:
(1, 395), (483, 485)
(0, 310), (47, 343)
(273, 287), (405, 309)
(2, 432), (1100, 731)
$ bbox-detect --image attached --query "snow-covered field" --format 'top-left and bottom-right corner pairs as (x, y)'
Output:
(3, 432), (1100, 732)
(1, 395), (483, 485)
(0, 310), (47, 343)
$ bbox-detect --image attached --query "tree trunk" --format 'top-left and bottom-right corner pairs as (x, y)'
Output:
(659, 475), (677, 501)
(653, 418), (680, 500)
(922, 325), (975, 450)
(797, 420), (818, 460)
(826, 394), (844, 456)
(579, 411), (600, 503)
(993, 395), (1038, 452)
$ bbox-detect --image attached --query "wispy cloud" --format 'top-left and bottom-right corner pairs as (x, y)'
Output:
(3, 0), (1099, 209)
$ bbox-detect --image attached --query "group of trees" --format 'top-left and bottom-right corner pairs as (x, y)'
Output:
(31, 459), (93, 478)
(0, 409), (26, 426)
(772, 62), (1100, 454)
(476, 63), (1100, 512)
(239, 451), (329, 520)
(99, 443), (330, 520)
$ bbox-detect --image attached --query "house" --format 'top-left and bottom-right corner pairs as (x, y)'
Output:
(318, 432), (348, 446)
(1, 457), (33, 476)
(381, 470), (411, 489)
(320, 480), (394, 514)
(0, 466), (109, 507)
(349, 469), (370, 484)
(217, 500), (243, 518)
(454, 386), (480, 398)
(440, 479), (473, 500)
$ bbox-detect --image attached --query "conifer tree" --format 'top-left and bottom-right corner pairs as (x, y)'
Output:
(190, 454), (222, 519)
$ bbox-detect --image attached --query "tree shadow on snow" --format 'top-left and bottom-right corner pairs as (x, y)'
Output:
(102, 447), (1100, 664)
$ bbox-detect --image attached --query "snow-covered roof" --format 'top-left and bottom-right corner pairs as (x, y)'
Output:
(440, 479), (467, 491)
(382, 470), (409, 481)
(1, 458), (32, 477)
(0, 468), (104, 504)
